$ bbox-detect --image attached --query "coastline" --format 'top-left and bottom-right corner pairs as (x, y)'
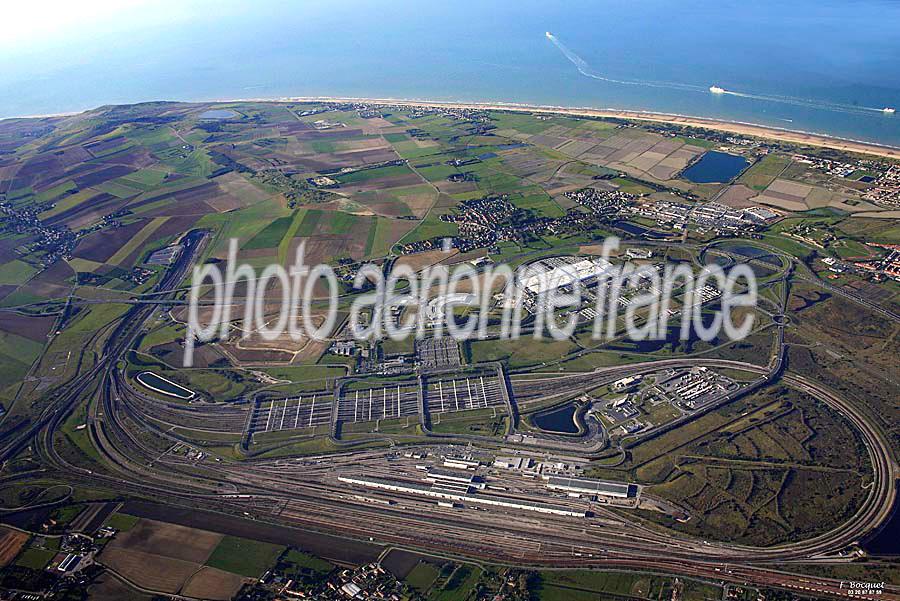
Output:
(281, 96), (900, 160)
(6, 95), (899, 160)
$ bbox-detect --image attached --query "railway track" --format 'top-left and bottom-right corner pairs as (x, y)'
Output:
(8, 231), (897, 600)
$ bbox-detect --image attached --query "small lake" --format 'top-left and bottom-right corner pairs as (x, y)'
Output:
(706, 254), (733, 267)
(532, 403), (579, 434)
(724, 244), (782, 266)
(613, 221), (670, 239)
(136, 371), (195, 399)
(682, 151), (750, 183)
(198, 109), (239, 120)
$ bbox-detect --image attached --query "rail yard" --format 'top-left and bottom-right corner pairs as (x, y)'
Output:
(1, 232), (896, 600)
(1, 100), (898, 600)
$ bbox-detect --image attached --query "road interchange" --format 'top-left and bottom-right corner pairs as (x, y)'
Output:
(2, 233), (897, 600)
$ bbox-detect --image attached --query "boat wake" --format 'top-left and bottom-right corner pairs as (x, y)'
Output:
(714, 86), (887, 117)
(544, 32), (702, 92)
(545, 32), (891, 118)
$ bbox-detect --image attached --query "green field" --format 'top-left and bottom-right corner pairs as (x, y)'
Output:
(422, 564), (483, 601)
(399, 213), (458, 244)
(0, 99), (896, 591)
(430, 407), (508, 438)
(0, 331), (44, 387)
(205, 535), (285, 578)
(105, 512), (140, 532)
(510, 190), (565, 218)
(738, 154), (792, 190)
(14, 547), (56, 570)
(406, 562), (441, 592)
(336, 164), (415, 184)
(467, 337), (577, 369)
(292, 208), (323, 237)
(243, 213), (296, 250)
(280, 548), (333, 575)
(536, 570), (721, 601)
(0, 260), (38, 286)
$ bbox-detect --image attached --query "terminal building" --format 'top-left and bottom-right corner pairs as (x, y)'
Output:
(493, 456), (532, 470)
(518, 256), (615, 297)
(424, 466), (486, 489)
(442, 456), (481, 470)
(545, 476), (634, 499)
(425, 293), (477, 324)
(611, 375), (642, 392)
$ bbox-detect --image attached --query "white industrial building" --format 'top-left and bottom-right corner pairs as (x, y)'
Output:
(612, 375), (642, 392)
(443, 456), (481, 470)
(425, 293), (476, 324)
(425, 467), (486, 489)
(493, 456), (532, 470)
(519, 256), (615, 296)
(339, 475), (586, 517)
(625, 247), (653, 260)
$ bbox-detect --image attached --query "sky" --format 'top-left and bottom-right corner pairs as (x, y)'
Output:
(0, 0), (343, 52)
(2, 1), (157, 50)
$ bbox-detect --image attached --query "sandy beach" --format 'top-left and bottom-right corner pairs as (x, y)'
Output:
(7, 95), (899, 161)
(284, 96), (900, 160)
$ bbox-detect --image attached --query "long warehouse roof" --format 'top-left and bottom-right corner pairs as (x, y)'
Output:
(339, 475), (585, 517)
(547, 476), (632, 496)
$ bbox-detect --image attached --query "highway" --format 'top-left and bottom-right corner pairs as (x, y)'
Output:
(2, 232), (897, 600)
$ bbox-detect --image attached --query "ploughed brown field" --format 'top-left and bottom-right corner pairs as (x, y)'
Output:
(181, 566), (246, 600)
(0, 313), (56, 342)
(0, 527), (29, 567)
(99, 518), (245, 598)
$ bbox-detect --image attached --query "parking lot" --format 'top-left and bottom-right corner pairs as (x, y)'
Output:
(425, 375), (507, 415)
(337, 384), (420, 423)
(416, 337), (462, 369)
(249, 395), (333, 433)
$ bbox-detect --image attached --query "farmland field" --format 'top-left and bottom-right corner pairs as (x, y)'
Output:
(204, 535), (285, 578)
(97, 518), (260, 598)
(0, 98), (898, 600)
(0, 528), (29, 567)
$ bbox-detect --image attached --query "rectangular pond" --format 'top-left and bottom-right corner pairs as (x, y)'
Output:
(682, 151), (749, 184)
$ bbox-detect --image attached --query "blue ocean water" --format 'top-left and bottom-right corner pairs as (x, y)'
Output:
(1, 0), (898, 145)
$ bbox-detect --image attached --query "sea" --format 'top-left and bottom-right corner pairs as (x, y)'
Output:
(1, 0), (899, 146)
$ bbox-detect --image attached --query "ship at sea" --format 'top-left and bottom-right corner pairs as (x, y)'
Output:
(709, 85), (726, 94)
(884, 107), (896, 114)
